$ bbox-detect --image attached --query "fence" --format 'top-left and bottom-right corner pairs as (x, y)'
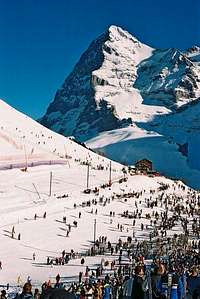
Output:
(0, 159), (69, 171)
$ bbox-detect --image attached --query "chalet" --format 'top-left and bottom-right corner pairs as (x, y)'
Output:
(135, 159), (153, 173)
(128, 165), (136, 175)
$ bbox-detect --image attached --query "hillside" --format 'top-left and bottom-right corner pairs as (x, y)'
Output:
(0, 99), (198, 286)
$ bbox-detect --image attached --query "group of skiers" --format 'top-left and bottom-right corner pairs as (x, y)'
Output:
(2, 256), (200, 299)
(11, 226), (20, 240)
(2, 175), (200, 298)
(121, 258), (200, 298)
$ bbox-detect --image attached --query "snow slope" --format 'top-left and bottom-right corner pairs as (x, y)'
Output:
(86, 125), (200, 189)
(0, 99), (198, 287)
(0, 99), (119, 169)
(0, 163), (197, 286)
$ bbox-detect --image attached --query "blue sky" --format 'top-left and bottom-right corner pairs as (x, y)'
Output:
(0, 0), (199, 118)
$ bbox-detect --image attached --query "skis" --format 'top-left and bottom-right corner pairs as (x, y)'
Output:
(182, 270), (187, 299)
(167, 273), (172, 299)
(146, 268), (152, 299)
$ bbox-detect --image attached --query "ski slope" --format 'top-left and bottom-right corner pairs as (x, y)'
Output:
(0, 99), (119, 169)
(0, 164), (195, 286)
(0, 99), (198, 287)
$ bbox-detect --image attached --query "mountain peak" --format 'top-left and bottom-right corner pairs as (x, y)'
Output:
(40, 25), (154, 139)
(186, 45), (200, 54)
(39, 26), (200, 188)
(107, 25), (139, 42)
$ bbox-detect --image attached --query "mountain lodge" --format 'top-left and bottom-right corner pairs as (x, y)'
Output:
(135, 159), (153, 173)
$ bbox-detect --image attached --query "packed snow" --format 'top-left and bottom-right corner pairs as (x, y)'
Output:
(0, 99), (199, 289)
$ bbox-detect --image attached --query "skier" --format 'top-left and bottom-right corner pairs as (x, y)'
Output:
(17, 282), (33, 299)
(102, 282), (111, 299)
(27, 276), (31, 283)
(62, 250), (65, 258)
(161, 266), (183, 299)
(0, 290), (7, 299)
(55, 273), (61, 288)
(33, 288), (40, 299)
(79, 271), (83, 283)
(73, 221), (77, 227)
(131, 265), (148, 299)
(12, 226), (15, 234)
(187, 267), (200, 299)
(17, 275), (22, 286)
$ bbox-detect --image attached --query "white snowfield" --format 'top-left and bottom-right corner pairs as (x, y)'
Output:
(0, 99), (198, 286)
(0, 99), (118, 168)
(86, 123), (200, 190)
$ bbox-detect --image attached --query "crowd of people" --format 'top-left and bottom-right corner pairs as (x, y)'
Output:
(1, 177), (200, 298)
(1, 231), (200, 299)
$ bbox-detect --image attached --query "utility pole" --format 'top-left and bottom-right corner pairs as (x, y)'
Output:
(123, 167), (127, 180)
(94, 219), (97, 255)
(49, 171), (52, 197)
(24, 144), (28, 171)
(33, 183), (41, 200)
(86, 163), (90, 190)
(109, 161), (112, 186)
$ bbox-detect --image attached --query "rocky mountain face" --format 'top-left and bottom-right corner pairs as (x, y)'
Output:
(40, 25), (153, 140)
(40, 25), (200, 188)
(134, 48), (200, 109)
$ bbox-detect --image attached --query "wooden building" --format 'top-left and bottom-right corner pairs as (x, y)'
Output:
(135, 159), (153, 173)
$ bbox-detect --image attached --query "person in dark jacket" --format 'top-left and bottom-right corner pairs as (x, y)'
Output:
(40, 288), (76, 299)
(187, 267), (200, 299)
(151, 264), (163, 299)
(33, 289), (40, 299)
(17, 283), (33, 299)
(131, 265), (147, 299)
(161, 267), (183, 299)
(0, 290), (7, 299)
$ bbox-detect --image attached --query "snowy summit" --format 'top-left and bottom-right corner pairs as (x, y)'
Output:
(40, 25), (200, 189)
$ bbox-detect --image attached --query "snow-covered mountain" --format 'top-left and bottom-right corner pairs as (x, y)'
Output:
(40, 25), (153, 139)
(135, 48), (200, 108)
(40, 25), (200, 188)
